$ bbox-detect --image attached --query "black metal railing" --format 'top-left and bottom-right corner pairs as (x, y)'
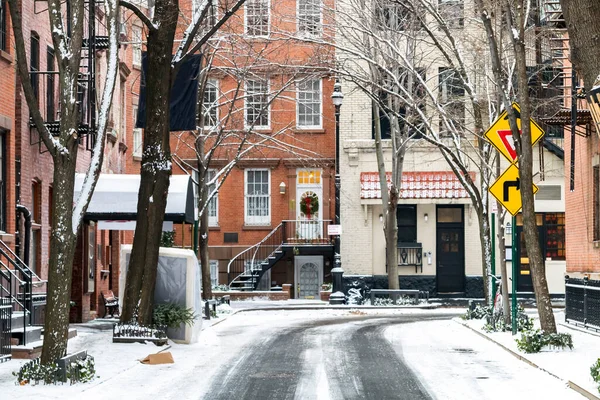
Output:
(283, 220), (334, 245)
(565, 276), (600, 331)
(0, 240), (47, 344)
(398, 243), (423, 273)
(0, 296), (11, 362)
(227, 222), (285, 285)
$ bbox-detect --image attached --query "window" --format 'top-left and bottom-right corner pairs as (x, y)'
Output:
(194, 169), (219, 227)
(594, 165), (599, 241)
(372, 69), (426, 139)
(438, 67), (465, 135)
(0, 131), (5, 231)
(210, 260), (219, 287)
(297, 79), (321, 128)
(298, 0), (321, 36)
(30, 33), (40, 105)
(245, 0), (269, 36)
(397, 205), (417, 244)
(132, 26), (142, 66)
(516, 212), (565, 260)
(245, 78), (269, 128)
(202, 79), (219, 129)
(0, 1), (7, 52)
(245, 169), (270, 225)
(375, 3), (406, 31)
(120, 78), (126, 142)
(132, 105), (142, 157)
(193, 0), (217, 35)
(46, 47), (55, 121)
(31, 180), (42, 274)
(297, 169), (321, 184)
(438, 0), (464, 28)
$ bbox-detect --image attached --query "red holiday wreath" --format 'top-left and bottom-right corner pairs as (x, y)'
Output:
(300, 193), (319, 219)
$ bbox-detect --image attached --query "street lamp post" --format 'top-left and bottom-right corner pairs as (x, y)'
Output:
(330, 79), (345, 305)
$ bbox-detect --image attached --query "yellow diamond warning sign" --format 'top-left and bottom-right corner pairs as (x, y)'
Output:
(484, 103), (545, 163)
(489, 164), (538, 216)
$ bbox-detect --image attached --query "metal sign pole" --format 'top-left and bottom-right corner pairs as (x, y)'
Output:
(511, 214), (517, 335)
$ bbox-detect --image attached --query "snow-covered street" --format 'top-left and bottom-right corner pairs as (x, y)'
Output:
(0, 309), (591, 399)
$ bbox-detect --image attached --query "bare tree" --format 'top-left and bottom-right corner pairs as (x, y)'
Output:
(171, 34), (333, 299)
(8, 0), (120, 362)
(474, 0), (556, 333)
(119, 0), (249, 324)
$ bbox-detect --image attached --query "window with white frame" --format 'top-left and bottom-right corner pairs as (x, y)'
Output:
(193, 169), (219, 227)
(132, 26), (142, 66)
(298, 0), (321, 36)
(132, 106), (143, 157)
(245, 0), (269, 36)
(245, 169), (270, 225)
(202, 79), (219, 129)
(193, 0), (217, 35)
(210, 260), (219, 287)
(438, 67), (465, 135)
(297, 78), (322, 128)
(245, 78), (269, 128)
(438, 0), (464, 29)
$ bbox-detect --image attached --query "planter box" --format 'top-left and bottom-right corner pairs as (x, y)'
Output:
(320, 291), (331, 302)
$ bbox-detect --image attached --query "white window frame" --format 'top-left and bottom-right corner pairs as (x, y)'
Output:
(193, 169), (219, 227)
(438, 0), (464, 29)
(132, 105), (142, 157)
(202, 79), (219, 130)
(297, 0), (321, 37)
(245, 0), (270, 37)
(296, 78), (322, 129)
(132, 25), (142, 67)
(245, 169), (271, 226)
(245, 78), (270, 129)
(193, 0), (218, 35)
(210, 260), (219, 287)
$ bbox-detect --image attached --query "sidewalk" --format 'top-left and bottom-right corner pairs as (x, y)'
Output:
(457, 310), (600, 400)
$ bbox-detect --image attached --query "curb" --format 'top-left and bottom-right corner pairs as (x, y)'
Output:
(455, 319), (600, 400)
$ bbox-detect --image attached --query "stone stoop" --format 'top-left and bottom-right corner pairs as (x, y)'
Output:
(11, 328), (78, 360)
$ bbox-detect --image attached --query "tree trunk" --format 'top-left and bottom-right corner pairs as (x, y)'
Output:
(477, 207), (492, 305)
(41, 155), (78, 364)
(385, 186), (399, 290)
(560, 0), (600, 90)
(198, 148), (213, 300)
(511, 0), (557, 333)
(122, 0), (178, 324)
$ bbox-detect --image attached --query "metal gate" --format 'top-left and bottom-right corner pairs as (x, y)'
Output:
(0, 297), (11, 362)
(565, 277), (600, 332)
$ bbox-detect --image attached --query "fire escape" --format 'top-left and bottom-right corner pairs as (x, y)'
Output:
(29, 0), (109, 153)
(539, 0), (593, 187)
(0, 1), (110, 362)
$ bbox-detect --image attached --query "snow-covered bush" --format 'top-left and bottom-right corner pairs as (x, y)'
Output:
(153, 303), (197, 328)
(462, 304), (492, 320)
(590, 358), (600, 394)
(515, 329), (573, 353)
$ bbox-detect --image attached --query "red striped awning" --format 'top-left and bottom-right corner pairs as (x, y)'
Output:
(360, 171), (474, 200)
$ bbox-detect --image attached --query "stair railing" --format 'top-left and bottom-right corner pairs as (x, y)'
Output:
(227, 222), (286, 286)
(0, 240), (48, 345)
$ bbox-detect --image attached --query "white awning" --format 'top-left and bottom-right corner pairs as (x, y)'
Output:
(74, 174), (195, 224)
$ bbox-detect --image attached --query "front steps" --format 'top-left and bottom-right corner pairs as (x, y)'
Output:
(11, 328), (78, 359)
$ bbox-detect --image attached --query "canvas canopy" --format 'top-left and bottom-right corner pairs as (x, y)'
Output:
(74, 174), (195, 225)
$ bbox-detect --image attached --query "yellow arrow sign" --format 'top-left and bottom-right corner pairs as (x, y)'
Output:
(489, 164), (538, 216)
(484, 103), (545, 163)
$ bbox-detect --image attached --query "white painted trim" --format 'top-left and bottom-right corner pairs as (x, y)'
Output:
(296, 78), (323, 129)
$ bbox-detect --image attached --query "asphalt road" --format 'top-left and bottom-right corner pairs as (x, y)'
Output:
(204, 315), (442, 400)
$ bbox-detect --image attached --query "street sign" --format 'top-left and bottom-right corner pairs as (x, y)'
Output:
(489, 164), (538, 216)
(484, 103), (545, 162)
(328, 225), (342, 235)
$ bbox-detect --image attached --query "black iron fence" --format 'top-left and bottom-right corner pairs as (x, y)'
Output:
(398, 243), (423, 273)
(565, 276), (600, 331)
(0, 297), (11, 362)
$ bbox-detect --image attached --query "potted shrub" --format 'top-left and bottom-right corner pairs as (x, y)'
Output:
(320, 283), (332, 301)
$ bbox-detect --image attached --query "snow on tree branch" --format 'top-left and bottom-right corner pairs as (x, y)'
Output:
(72, 0), (120, 234)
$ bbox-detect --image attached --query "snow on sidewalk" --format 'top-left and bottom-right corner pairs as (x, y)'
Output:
(458, 311), (600, 399)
